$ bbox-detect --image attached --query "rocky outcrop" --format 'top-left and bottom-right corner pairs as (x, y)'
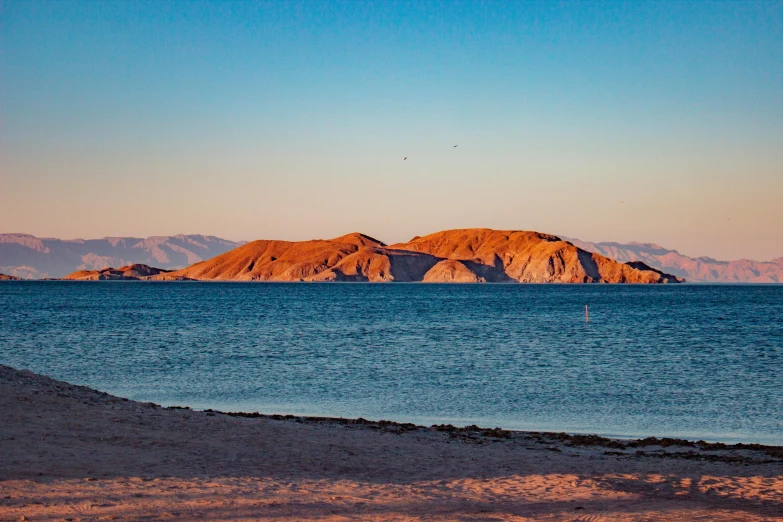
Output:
(162, 233), (440, 282)
(63, 264), (191, 281)
(0, 273), (23, 281)
(162, 229), (682, 283)
(423, 260), (485, 283)
(394, 229), (682, 283)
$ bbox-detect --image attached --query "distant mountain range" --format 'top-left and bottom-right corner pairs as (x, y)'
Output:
(0, 234), (246, 279)
(2, 231), (780, 282)
(62, 229), (681, 284)
(567, 238), (783, 283)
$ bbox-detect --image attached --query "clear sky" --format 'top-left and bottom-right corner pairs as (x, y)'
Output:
(1, 0), (781, 261)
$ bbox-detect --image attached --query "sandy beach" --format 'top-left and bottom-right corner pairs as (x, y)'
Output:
(1, 364), (781, 521)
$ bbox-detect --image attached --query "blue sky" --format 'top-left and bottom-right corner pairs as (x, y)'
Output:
(1, 0), (782, 260)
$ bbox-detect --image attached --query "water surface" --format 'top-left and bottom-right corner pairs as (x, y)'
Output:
(1, 282), (781, 444)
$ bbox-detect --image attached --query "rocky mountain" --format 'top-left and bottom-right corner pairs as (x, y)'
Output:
(9, 230), (776, 283)
(0, 234), (246, 279)
(164, 229), (682, 283)
(0, 273), (23, 281)
(567, 238), (783, 283)
(62, 264), (192, 281)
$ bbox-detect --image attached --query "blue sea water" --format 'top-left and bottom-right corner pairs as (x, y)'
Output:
(1, 282), (782, 444)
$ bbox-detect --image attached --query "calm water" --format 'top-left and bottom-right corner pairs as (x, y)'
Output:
(1, 282), (782, 444)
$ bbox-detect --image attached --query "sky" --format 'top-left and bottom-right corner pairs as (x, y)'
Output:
(1, 0), (781, 261)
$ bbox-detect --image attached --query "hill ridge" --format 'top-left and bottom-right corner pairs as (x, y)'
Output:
(163, 228), (682, 283)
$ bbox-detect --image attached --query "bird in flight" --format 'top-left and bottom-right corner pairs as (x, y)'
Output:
(404, 157), (407, 160)
(453, 145), (458, 148)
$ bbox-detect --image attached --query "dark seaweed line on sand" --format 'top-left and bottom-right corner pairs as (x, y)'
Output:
(3, 364), (779, 464)
(184, 408), (782, 463)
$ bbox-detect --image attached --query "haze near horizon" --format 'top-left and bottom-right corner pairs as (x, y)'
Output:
(1, 0), (781, 261)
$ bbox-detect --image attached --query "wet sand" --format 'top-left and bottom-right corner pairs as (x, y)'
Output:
(1, 364), (781, 521)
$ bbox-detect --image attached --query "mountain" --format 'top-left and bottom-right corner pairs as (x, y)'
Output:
(567, 238), (783, 283)
(163, 229), (682, 283)
(0, 273), (23, 281)
(161, 233), (436, 282)
(10, 230), (777, 283)
(0, 234), (246, 279)
(62, 264), (193, 281)
(390, 229), (682, 283)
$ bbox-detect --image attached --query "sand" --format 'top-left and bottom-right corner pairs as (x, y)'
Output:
(1, 364), (781, 521)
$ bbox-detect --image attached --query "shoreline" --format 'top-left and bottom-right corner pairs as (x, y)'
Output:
(208, 410), (783, 460)
(5, 365), (781, 448)
(6, 278), (783, 285)
(2, 364), (782, 520)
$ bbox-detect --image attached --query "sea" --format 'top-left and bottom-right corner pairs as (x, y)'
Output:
(1, 282), (782, 445)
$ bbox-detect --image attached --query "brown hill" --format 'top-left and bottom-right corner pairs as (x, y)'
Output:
(0, 273), (23, 281)
(329, 232), (386, 248)
(393, 229), (682, 283)
(422, 260), (485, 283)
(162, 229), (682, 283)
(63, 264), (191, 281)
(161, 233), (438, 282)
